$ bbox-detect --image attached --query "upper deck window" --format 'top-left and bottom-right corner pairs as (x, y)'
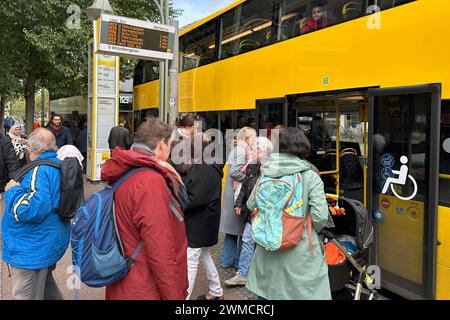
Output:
(176, 0), (416, 73)
(180, 20), (217, 72)
(219, 0), (276, 59)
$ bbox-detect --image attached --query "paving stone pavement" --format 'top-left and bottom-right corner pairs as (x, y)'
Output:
(0, 178), (255, 300)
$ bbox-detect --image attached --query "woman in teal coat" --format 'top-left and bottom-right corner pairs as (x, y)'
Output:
(246, 127), (331, 300)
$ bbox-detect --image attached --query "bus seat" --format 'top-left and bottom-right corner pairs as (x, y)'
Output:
(239, 39), (260, 53)
(340, 152), (364, 190)
(340, 148), (358, 156)
(297, 17), (310, 34)
(342, 2), (362, 20)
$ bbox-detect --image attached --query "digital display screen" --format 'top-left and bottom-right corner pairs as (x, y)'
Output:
(102, 21), (170, 53)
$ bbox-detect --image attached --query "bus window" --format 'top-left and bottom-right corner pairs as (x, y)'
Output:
(220, 0), (275, 59)
(440, 100), (450, 205)
(257, 100), (284, 134)
(236, 110), (256, 129)
(279, 0), (309, 39)
(142, 61), (159, 83)
(367, 0), (415, 11)
(180, 19), (217, 72)
(197, 112), (219, 131)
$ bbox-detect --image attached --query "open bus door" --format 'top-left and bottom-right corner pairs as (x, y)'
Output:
(368, 84), (441, 299)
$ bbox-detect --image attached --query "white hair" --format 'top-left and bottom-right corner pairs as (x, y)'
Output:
(28, 128), (58, 154)
(252, 136), (273, 158)
(373, 133), (386, 153)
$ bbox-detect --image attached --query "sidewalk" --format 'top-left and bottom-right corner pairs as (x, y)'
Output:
(0, 179), (255, 300)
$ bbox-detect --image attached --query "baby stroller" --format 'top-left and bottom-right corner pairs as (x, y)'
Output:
(320, 196), (377, 300)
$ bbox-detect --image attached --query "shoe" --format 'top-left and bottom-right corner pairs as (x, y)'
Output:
(197, 294), (224, 300)
(225, 275), (247, 286)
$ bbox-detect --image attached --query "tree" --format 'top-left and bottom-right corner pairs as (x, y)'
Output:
(0, 0), (181, 133)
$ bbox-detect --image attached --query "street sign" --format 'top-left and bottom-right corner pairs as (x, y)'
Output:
(95, 13), (175, 61)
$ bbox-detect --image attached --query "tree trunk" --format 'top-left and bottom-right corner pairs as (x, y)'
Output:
(24, 49), (37, 134)
(0, 96), (5, 131)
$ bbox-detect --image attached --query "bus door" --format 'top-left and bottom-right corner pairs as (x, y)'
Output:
(368, 84), (441, 299)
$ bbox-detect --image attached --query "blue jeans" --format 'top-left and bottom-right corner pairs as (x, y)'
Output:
(236, 223), (255, 278)
(220, 234), (242, 269)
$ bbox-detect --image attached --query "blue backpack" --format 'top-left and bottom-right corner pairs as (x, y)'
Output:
(251, 172), (313, 253)
(71, 167), (148, 288)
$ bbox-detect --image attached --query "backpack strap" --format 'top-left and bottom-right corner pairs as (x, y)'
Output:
(307, 214), (313, 256)
(110, 167), (150, 267)
(14, 159), (61, 181)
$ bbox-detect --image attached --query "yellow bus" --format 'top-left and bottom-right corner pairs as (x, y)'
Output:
(133, 0), (450, 300)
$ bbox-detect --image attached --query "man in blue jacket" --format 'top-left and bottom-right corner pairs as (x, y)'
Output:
(2, 128), (71, 300)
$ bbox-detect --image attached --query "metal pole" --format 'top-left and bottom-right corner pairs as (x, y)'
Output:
(41, 89), (45, 127)
(156, 0), (170, 123)
(0, 193), (3, 300)
(168, 19), (179, 126)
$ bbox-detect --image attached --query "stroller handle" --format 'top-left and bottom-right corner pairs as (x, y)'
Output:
(330, 239), (365, 274)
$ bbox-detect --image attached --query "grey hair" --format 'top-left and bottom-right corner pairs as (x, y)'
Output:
(252, 136), (273, 157)
(28, 128), (58, 154)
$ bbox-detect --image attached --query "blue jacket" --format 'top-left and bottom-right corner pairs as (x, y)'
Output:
(2, 151), (71, 269)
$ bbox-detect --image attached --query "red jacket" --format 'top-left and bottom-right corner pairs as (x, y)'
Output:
(302, 18), (330, 33)
(101, 147), (188, 300)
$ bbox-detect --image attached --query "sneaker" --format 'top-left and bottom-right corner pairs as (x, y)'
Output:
(225, 275), (247, 286)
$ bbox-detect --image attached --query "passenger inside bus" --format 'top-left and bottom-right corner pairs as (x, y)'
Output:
(310, 115), (333, 152)
(301, 1), (332, 34)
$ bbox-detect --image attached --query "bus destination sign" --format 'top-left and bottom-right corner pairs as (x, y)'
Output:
(96, 14), (175, 61)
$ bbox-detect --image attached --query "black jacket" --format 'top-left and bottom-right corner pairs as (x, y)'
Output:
(108, 125), (132, 151)
(234, 163), (261, 223)
(182, 163), (223, 248)
(46, 125), (73, 148)
(0, 133), (20, 192)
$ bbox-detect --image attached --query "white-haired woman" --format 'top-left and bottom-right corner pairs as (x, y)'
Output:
(7, 124), (28, 167)
(225, 136), (273, 286)
(219, 126), (256, 269)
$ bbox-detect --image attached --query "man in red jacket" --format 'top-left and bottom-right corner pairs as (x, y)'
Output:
(101, 116), (189, 300)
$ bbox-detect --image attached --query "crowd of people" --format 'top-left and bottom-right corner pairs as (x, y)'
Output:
(1, 112), (332, 300)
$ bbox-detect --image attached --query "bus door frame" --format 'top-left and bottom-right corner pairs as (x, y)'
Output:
(367, 83), (441, 300)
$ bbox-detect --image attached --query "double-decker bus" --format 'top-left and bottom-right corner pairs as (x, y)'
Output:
(133, 0), (450, 300)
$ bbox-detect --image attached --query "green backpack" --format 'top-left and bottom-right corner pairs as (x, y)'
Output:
(251, 172), (312, 253)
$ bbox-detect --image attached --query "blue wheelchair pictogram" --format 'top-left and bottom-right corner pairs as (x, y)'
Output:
(381, 154), (394, 168)
(381, 168), (393, 180)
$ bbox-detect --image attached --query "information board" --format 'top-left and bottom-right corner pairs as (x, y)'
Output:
(96, 13), (175, 61)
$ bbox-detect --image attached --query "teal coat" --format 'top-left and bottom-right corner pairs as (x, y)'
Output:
(246, 153), (331, 300)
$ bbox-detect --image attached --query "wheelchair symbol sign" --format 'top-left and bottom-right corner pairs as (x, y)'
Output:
(381, 156), (418, 201)
(381, 154), (394, 168)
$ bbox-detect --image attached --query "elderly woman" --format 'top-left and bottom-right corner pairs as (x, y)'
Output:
(225, 136), (273, 287)
(219, 126), (257, 269)
(7, 125), (28, 167)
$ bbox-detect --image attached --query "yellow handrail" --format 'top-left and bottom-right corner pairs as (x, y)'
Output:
(440, 174), (450, 180)
(320, 170), (339, 175)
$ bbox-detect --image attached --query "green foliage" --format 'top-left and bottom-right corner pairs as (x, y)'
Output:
(0, 0), (182, 100)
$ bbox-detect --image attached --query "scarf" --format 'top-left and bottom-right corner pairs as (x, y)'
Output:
(50, 122), (62, 134)
(8, 125), (21, 140)
(232, 140), (253, 202)
(8, 125), (27, 159)
(131, 142), (188, 209)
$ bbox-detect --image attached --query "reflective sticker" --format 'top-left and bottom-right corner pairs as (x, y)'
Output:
(374, 210), (384, 222)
